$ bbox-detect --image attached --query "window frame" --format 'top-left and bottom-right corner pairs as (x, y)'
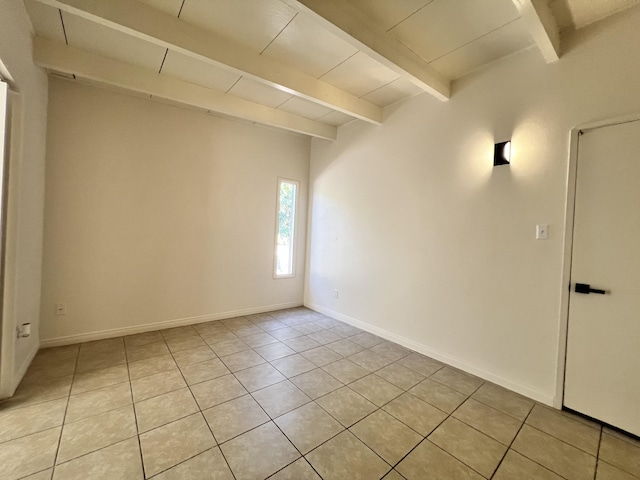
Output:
(273, 177), (299, 279)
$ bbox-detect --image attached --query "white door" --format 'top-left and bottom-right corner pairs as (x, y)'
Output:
(564, 119), (640, 437)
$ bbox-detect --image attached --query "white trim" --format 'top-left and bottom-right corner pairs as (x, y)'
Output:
(555, 113), (640, 408)
(307, 302), (555, 406)
(274, 178), (299, 279)
(40, 301), (302, 348)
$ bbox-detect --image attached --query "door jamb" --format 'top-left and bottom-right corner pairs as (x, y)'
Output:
(554, 113), (640, 409)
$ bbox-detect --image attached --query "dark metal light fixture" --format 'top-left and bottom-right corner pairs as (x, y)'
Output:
(494, 141), (511, 166)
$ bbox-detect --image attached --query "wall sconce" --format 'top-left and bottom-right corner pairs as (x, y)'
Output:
(494, 141), (511, 166)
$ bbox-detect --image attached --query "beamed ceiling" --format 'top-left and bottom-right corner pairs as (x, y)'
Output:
(24, 0), (640, 140)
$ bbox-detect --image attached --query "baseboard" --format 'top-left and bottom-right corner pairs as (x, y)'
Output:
(40, 301), (303, 348)
(306, 302), (555, 406)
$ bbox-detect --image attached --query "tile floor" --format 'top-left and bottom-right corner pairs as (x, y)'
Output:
(1, 307), (639, 480)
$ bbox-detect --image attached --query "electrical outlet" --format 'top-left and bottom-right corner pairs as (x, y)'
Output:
(56, 303), (68, 315)
(536, 224), (549, 240)
(333, 289), (339, 299)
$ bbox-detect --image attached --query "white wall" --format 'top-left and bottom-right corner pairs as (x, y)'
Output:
(0, 0), (49, 397)
(40, 79), (309, 345)
(305, 8), (640, 405)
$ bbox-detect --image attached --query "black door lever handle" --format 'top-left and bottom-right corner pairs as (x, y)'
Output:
(575, 283), (606, 295)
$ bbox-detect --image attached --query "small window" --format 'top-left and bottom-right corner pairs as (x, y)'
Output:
(274, 178), (298, 278)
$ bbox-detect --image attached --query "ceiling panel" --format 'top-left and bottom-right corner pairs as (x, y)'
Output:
(226, 77), (293, 108)
(361, 77), (424, 106)
(150, 95), (210, 113)
(179, 0), (297, 53)
(346, 0), (433, 31)
(565, 0), (639, 28)
(262, 13), (358, 78)
(137, 0), (184, 17)
(23, 0), (66, 43)
(160, 50), (241, 92)
(430, 19), (532, 79)
(317, 110), (356, 127)
(320, 52), (400, 98)
(62, 12), (166, 71)
(389, 0), (520, 62)
(278, 96), (333, 120)
(74, 76), (153, 100)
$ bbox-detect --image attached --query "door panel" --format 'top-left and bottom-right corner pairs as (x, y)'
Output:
(564, 120), (640, 436)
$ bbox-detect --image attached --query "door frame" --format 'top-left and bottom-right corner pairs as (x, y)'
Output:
(554, 112), (640, 409)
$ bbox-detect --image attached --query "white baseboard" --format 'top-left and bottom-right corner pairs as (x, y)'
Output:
(40, 301), (302, 348)
(306, 302), (555, 406)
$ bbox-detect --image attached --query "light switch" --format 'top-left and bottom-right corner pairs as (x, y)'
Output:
(536, 224), (549, 240)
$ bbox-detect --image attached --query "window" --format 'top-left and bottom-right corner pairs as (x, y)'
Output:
(274, 178), (298, 278)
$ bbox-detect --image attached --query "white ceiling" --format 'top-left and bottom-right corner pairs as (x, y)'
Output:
(22, 0), (640, 138)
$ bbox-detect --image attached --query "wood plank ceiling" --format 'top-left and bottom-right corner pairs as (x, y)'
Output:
(23, 0), (639, 139)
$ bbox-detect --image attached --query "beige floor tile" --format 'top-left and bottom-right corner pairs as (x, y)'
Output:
(397, 352), (444, 377)
(232, 325), (264, 337)
(57, 405), (137, 463)
(180, 358), (230, 385)
(349, 374), (404, 407)
(255, 319), (288, 332)
(221, 422), (300, 480)
(283, 336), (322, 353)
(369, 342), (412, 362)
(471, 382), (534, 421)
(131, 369), (186, 402)
(125, 341), (170, 363)
(234, 363), (286, 392)
(171, 346), (215, 368)
(290, 368), (343, 399)
(350, 409), (422, 465)
(242, 332), (278, 348)
(397, 440), (484, 480)
(348, 349), (395, 371)
(152, 448), (234, 480)
(330, 324), (363, 337)
(166, 335), (206, 353)
(350, 332), (385, 348)
(377, 363), (426, 391)
(0, 398), (67, 443)
(254, 342), (297, 361)
(306, 430), (390, 480)
(70, 364), (129, 395)
(322, 358), (370, 384)
(65, 382), (132, 423)
(140, 413), (215, 477)
(0, 427), (61, 480)
(493, 450), (565, 480)
(1, 376), (73, 410)
(79, 338), (124, 355)
(210, 338), (251, 357)
(23, 358), (77, 382)
(301, 346), (343, 366)
(201, 330), (238, 345)
(603, 427), (640, 448)
(268, 327), (304, 341)
(160, 325), (197, 340)
(75, 350), (126, 374)
(274, 402), (344, 454)
(306, 330), (343, 346)
(383, 392), (448, 436)
(220, 349), (266, 372)
(512, 424), (596, 479)
(315, 387), (377, 427)
(269, 458), (321, 479)
(326, 338), (365, 356)
(124, 331), (163, 348)
(134, 387), (199, 433)
(272, 354), (317, 377)
(599, 432), (640, 477)
(410, 378), (468, 414)
(382, 470), (406, 480)
(429, 367), (484, 396)
(21, 469), (53, 480)
(33, 345), (79, 364)
(252, 380), (311, 418)
(428, 417), (507, 478)
(127, 354), (177, 380)
(190, 374), (247, 409)
(596, 460), (639, 480)
(203, 394), (269, 443)
(292, 322), (324, 335)
(452, 398), (522, 445)
(52, 437), (143, 480)
(526, 404), (601, 455)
